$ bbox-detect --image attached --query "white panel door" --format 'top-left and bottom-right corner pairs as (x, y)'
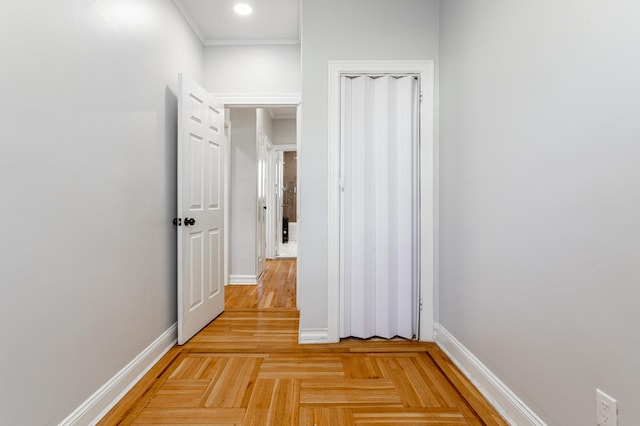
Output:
(177, 74), (226, 345)
(256, 132), (268, 277)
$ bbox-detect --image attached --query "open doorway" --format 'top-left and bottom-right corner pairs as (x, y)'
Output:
(224, 103), (299, 285)
(276, 149), (297, 258)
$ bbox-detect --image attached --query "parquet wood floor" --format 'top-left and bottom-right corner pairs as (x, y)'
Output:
(224, 259), (297, 310)
(99, 260), (507, 425)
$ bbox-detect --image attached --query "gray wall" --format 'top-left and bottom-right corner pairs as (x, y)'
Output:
(229, 109), (258, 278)
(204, 44), (301, 94)
(273, 119), (297, 146)
(229, 108), (274, 278)
(298, 0), (440, 331)
(439, 1), (640, 424)
(0, 1), (203, 424)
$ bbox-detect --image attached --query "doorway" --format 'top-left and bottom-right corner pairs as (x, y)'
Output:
(326, 61), (435, 343)
(276, 149), (298, 258)
(176, 84), (301, 344)
(220, 97), (300, 288)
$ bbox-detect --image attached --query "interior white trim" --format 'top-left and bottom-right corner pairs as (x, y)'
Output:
(434, 323), (547, 426)
(228, 274), (259, 285)
(204, 39), (300, 46)
(224, 115), (231, 287)
(327, 60), (435, 343)
(213, 93), (302, 106)
(58, 324), (177, 426)
(299, 328), (329, 344)
(295, 103), (302, 307)
(273, 144), (297, 152)
(173, 0), (206, 45)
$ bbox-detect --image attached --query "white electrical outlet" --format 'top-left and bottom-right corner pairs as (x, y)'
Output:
(596, 389), (618, 426)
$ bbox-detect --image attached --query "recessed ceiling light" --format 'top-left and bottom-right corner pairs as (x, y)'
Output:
(234, 3), (252, 15)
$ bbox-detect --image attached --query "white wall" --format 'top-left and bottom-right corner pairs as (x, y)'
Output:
(257, 108), (275, 143)
(299, 0), (440, 332)
(439, 1), (640, 424)
(229, 109), (258, 278)
(273, 119), (297, 146)
(0, 1), (203, 424)
(204, 44), (301, 94)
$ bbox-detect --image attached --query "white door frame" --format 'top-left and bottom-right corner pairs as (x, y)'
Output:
(223, 113), (231, 287)
(273, 144), (297, 257)
(327, 60), (435, 342)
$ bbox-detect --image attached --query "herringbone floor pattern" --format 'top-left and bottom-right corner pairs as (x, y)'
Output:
(99, 260), (507, 425)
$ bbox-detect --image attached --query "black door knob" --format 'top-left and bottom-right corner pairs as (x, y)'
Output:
(184, 217), (196, 226)
(173, 218), (182, 226)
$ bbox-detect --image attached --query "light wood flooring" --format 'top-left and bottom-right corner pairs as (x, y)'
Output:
(99, 259), (507, 425)
(224, 259), (297, 310)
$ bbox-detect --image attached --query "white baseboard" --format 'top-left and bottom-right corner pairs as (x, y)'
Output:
(434, 323), (546, 426)
(58, 324), (177, 426)
(299, 328), (329, 344)
(228, 274), (258, 285)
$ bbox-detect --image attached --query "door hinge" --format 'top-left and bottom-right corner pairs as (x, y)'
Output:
(420, 91), (424, 102)
(419, 299), (423, 311)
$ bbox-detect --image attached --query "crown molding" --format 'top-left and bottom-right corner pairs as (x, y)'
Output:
(204, 39), (300, 46)
(173, 0), (206, 44)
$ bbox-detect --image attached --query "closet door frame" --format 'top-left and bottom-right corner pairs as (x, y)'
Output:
(327, 60), (435, 343)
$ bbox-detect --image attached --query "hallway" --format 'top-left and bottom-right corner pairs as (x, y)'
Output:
(100, 260), (506, 425)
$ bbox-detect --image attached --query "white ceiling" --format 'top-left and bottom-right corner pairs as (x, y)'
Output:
(175, 0), (300, 45)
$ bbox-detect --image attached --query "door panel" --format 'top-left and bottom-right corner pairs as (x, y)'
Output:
(339, 75), (419, 340)
(208, 142), (220, 209)
(189, 134), (204, 209)
(189, 232), (204, 310)
(178, 74), (226, 345)
(208, 229), (222, 297)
